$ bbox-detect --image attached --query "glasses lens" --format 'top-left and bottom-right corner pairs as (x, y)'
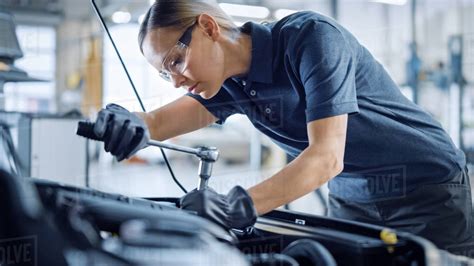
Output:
(159, 70), (172, 82)
(162, 42), (188, 76)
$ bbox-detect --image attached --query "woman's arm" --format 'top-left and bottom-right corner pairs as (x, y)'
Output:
(135, 96), (218, 141)
(248, 114), (347, 215)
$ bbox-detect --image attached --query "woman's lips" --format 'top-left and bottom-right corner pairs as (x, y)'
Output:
(188, 83), (199, 93)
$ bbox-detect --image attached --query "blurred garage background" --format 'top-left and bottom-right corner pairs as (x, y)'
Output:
(0, 0), (473, 215)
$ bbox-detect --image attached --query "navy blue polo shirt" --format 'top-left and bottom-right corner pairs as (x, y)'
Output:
(187, 11), (465, 202)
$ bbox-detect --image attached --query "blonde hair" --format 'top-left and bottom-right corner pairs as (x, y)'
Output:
(138, 0), (239, 53)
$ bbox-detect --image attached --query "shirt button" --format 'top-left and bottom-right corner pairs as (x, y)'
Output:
(250, 90), (256, 96)
(242, 80), (247, 86)
(265, 108), (272, 114)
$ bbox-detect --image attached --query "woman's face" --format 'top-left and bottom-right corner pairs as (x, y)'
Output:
(142, 17), (226, 99)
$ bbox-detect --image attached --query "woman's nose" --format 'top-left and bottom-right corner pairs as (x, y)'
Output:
(171, 74), (186, 88)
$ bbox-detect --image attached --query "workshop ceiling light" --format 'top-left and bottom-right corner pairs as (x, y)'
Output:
(274, 9), (299, 20)
(112, 11), (131, 24)
(371, 0), (407, 5)
(219, 3), (270, 19)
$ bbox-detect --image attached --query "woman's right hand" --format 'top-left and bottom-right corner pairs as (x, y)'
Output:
(93, 103), (150, 161)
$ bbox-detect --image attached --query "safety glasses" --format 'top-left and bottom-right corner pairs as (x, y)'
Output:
(159, 23), (196, 82)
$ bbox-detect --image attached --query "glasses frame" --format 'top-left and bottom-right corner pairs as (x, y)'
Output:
(159, 23), (196, 82)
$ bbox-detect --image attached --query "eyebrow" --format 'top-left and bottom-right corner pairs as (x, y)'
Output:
(159, 24), (195, 70)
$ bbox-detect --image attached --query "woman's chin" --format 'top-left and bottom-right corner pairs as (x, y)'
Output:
(200, 89), (219, 99)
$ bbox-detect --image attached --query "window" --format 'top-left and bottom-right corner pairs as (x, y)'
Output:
(103, 24), (182, 112)
(4, 25), (56, 113)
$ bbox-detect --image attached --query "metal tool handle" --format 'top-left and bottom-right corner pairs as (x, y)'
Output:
(77, 121), (219, 190)
(77, 121), (218, 160)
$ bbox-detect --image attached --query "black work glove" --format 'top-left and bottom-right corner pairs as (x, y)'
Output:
(93, 103), (150, 161)
(180, 186), (258, 230)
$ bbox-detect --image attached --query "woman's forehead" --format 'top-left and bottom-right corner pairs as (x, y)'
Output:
(145, 27), (181, 54)
(144, 27), (183, 60)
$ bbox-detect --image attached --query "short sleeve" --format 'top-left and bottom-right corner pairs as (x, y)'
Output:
(289, 21), (359, 123)
(186, 88), (240, 124)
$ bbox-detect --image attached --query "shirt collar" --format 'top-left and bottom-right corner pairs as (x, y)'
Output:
(240, 21), (273, 84)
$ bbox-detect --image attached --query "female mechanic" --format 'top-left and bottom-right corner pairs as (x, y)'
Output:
(92, 0), (472, 250)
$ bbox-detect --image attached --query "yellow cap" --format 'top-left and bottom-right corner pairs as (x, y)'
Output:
(380, 229), (398, 245)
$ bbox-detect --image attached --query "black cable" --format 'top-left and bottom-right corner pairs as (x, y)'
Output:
(159, 148), (187, 193)
(90, 0), (187, 194)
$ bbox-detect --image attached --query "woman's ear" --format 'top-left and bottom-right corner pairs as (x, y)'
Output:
(196, 14), (221, 41)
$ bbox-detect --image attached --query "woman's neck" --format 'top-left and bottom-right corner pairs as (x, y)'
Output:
(221, 32), (252, 80)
